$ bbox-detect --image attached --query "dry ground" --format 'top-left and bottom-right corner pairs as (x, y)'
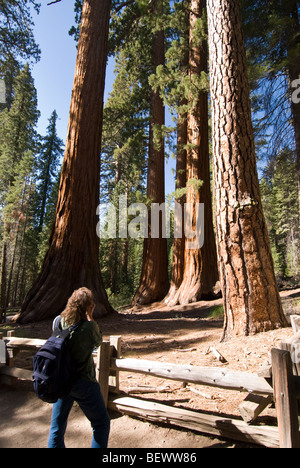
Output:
(0, 288), (299, 449)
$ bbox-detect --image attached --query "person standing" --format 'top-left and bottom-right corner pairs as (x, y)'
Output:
(47, 287), (110, 448)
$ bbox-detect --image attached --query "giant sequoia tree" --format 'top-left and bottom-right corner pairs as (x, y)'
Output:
(167, 0), (218, 306)
(133, 0), (170, 305)
(207, 0), (287, 340)
(17, 0), (113, 323)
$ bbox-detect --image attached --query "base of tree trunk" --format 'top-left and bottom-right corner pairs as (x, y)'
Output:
(132, 234), (169, 307)
(132, 281), (170, 306)
(15, 248), (114, 324)
(164, 283), (179, 306)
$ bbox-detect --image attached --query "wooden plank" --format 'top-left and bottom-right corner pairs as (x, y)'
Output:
(109, 396), (280, 448)
(272, 348), (300, 448)
(4, 337), (46, 350)
(110, 358), (273, 395)
(238, 393), (273, 424)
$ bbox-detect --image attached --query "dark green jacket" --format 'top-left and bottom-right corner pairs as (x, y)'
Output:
(53, 317), (102, 382)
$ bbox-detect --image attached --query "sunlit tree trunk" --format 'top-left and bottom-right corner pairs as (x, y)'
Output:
(207, 0), (287, 340)
(168, 0), (218, 306)
(133, 0), (169, 305)
(17, 0), (113, 323)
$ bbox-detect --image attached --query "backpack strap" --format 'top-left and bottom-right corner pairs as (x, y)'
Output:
(52, 317), (83, 339)
(52, 316), (62, 332)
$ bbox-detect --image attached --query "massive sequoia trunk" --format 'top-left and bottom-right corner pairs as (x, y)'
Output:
(207, 0), (287, 340)
(17, 0), (113, 323)
(132, 0), (169, 305)
(167, 0), (218, 306)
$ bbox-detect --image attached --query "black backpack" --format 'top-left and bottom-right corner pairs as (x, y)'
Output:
(32, 317), (82, 403)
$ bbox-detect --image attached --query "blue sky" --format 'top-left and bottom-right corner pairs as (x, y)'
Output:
(31, 1), (175, 195)
(31, 1), (115, 140)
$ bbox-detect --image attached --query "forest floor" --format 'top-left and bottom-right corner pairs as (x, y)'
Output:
(0, 287), (300, 449)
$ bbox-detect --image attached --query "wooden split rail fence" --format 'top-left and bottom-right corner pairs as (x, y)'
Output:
(1, 317), (300, 448)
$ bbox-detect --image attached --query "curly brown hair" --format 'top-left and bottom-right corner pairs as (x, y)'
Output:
(61, 287), (95, 325)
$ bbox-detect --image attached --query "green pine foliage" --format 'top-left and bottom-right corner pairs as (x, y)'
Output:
(260, 148), (300, 284)
(0, 64), (39, 200)
(36, 110), (64, 232)
(0, 0), (40, 109)
(100, 48), (148, 298)
(242, 0), (300, 158)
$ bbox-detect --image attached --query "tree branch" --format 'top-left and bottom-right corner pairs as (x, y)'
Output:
(114, 0), (134, 14)
(47, 0), (62, 5)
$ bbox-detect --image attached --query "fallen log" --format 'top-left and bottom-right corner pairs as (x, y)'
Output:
(109, 395), (280, 448)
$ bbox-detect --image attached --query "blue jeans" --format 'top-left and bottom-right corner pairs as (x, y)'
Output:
(48, 379), (110, 448)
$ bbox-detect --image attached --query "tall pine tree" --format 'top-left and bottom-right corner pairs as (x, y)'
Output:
(207, 0), (287, 340)
(36, 110), (64, 233)
(18, 0), (113, 323)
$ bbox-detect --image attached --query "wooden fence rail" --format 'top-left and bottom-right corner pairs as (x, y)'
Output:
(110, 357), (274, 395)
(1, 329), (300, 448)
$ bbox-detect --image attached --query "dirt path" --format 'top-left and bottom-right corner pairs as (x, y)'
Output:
(1, 288), (299, 449)
(0, 382), (234, 448)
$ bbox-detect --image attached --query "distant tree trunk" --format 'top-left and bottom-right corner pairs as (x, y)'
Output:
(164, 2), (189, 306)
(207, 0), (287, 340)
(164, 109), (187, 305)
(132, 0), (169, 305)
(17, 0), (113, 323)
(0, 244), (7, 323)
(168, 0), (218, 306)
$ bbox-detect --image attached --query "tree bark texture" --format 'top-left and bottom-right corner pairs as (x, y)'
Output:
(133, 0), (169, 305)
(168, 0), (218, 306)
(207, 0), (287, 340)
(17, 0), (113, 323)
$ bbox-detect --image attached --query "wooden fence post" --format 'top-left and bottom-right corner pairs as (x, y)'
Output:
(271, 348), (300, 448)
(109, 336), (121, 395)
(6, 330), (15, 367)
(0, 334), (5, 365)
(96, 341), (111, 407)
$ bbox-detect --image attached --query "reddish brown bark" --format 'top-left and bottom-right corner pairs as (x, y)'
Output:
(132, 0), (169, 305)
(207, 0), (287, 340)
(17, 0), (113, 323)
(167, 0), (219, 306)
